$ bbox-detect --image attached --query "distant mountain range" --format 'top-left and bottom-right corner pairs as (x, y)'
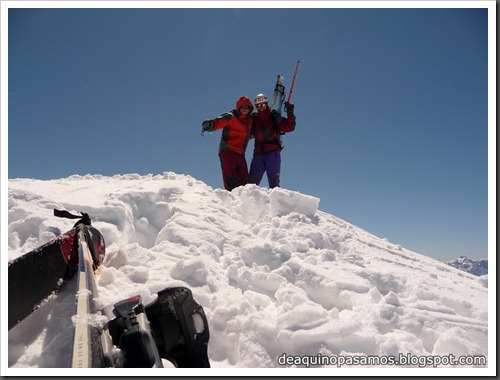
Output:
(446, 256), (488, 276)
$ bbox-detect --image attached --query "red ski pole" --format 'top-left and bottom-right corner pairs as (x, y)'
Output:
(287, 60), (300, 103)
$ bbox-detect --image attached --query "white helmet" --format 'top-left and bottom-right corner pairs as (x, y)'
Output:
(254, 93), (268, 105)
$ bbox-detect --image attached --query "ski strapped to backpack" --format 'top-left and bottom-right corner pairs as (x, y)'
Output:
(267, 60), (301, 149)
(269, 59), (300, 114)
(269, 74), (286, 112)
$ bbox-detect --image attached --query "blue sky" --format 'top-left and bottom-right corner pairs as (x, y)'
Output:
(4, 3), (493, 262)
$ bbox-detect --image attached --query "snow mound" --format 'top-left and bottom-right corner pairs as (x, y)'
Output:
(6, 172), (489, 373)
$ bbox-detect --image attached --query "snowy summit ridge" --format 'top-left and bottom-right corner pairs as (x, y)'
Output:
(7, 172), (488, 370)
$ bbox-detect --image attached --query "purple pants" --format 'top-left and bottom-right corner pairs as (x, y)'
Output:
(249, 150), (281, 188)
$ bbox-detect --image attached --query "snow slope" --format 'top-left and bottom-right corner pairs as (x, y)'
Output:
(5, 173), (491, 375)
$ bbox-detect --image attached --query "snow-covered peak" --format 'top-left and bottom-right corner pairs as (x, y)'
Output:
(7, 172), (489, 371)
(446, 256), (488, 277)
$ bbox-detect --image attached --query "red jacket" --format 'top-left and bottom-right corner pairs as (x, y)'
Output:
(251, 108), (296, 154)
(211, 96), (255, 155)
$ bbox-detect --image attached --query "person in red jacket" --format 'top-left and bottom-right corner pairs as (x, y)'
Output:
(249, 93), (296, 188)
(202, 96), (255, 191)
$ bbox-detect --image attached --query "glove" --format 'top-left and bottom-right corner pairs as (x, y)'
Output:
(271, 110), (282, 125)
(284, 102), (294, 114)
(202, 120), (214, 132)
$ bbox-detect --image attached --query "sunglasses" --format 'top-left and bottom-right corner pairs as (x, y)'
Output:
(239, 105), (251, 111)
(256, 103), (267, 108)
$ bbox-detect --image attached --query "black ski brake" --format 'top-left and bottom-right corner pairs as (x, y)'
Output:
(101, 287), (210, 368)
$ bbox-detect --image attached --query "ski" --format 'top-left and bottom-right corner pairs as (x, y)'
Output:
(8, 211), (105, 330)
(70, 226), (106, 368)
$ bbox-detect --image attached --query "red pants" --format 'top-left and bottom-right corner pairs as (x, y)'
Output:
(219, 150), (249, 191)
